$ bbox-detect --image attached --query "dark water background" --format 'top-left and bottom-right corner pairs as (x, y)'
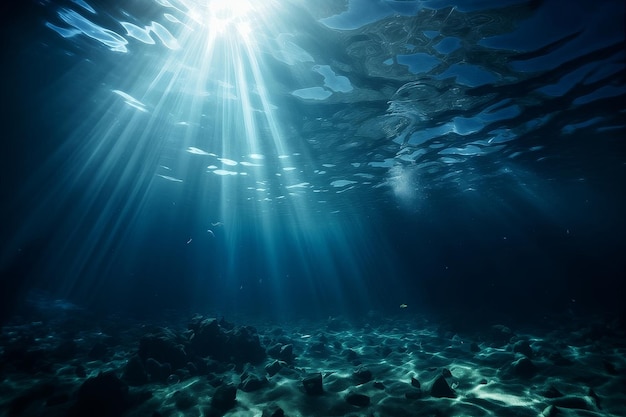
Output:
(1, 0), (624, 325)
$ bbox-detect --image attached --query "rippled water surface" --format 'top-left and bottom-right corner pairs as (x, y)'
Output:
(1, 0), (624, 315)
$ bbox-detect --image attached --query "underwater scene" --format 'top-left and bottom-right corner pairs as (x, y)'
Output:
(1, 0), (624, 416)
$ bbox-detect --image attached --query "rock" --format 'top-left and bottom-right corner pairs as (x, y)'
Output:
(430, 375), (456, 398)
(552, 396), (591, 410)
(309, 341), (327, 356)
(513, 340), (533, 358)
(211, 383), (237, 411)
(139, 332), (188, 369)
(189, 319), (266, 365)
(345, 349), (358, 361)
(512, 357), (537, 378)
(46, 393), (70, 407)
(548, 352), (573, 366)
(588, 387), (601, 409)
(75, 365), (86, 378)
(265, 360), (282, 377)
(410, 377), (420, 389)
(405, 390), (422, 400)
(186, 362), (198, 375)
(303, 373), (323, 395)
(173, 390), (196, 410)
(227, 326), (266, 364)
(263, 405), (285, 417)
(167, 374), (181, 385)
(279, 344), (294, 363)
(267, 343), (282, 358)
(541, 386), (563, 398)
(487, 324), (513, 346)
(441, 368), (452, 378)
(88, 342), (108, 360)
(8, 383), (56, 416)
(68, 371), (130, 417)
(240, 374), (268, 392)
(542, 405), (559, 417)
(346, 392), (370, 407)
(379, 345), (393, 357)
(353, 366), (372, 384)
(603, 361), (617, 375)
(145, 358), (171, 382)
(122, 355), (148, 386)
(373, 381), (385, 390)
(470, 342), (481, 352)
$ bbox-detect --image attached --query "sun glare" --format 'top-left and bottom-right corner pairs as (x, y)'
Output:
(204, 0), (255, 34)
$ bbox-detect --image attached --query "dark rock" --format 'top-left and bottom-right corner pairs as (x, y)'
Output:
(279, 344), (294, 362)
(46, 393), (69, 406)
(346, 392), (370, 407)
(588, 387), (601, 409)
(263, 405), (285, 417)
(552, 396), (590, 410)
(309, 341), (327, 356)
(513, 340), (533, 358)
(487, 324), (513, 346)
(186, 362), (198, 375)
(303, 373), (323, 395)
(139, 332), (188, 369)
(54, 339), (78, 361)
(345, 349), (358, 361)
(265, 360), (283, 377)
(373, 381), (385, 390)
(470, 342), (481, 352)
(68, 371), (130, 417)
(353, 366), (372, 384)
(173, 390), (196, 410)
(430, 375), (456, 398)
(4, 346), (51, 373)
(267, 343), (282, 358)
(123, 355), (148, 386)
(270, 407), (285, 417)
(512, 357), (537, 378)
(541, 386), (563, 398)
(327, 317), (347, 331)
(8, 383), (56, 416)
(405, 390), (422, 400)
(167, 374), (181, 385)
(240, 374), (268, 392)
(211, 383), (237, 410)
(190, 319), (265, 365)
(542, 405), (559, 417)
(145, 358), (171, 382)
(228, 326), (266, 364)
(379, 345), (392, 357)
(548, 352), (573, 366)
(411, 377), (421, 389)
(441, 368), (452, 378)
(603, 360), (617, 375)
(88, 342), (108, 360)
(75, 365), (86, 378)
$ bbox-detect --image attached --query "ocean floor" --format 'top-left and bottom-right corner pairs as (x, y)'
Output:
(1, 303), (625, 417)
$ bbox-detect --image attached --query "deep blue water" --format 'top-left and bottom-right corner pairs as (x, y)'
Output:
(1, 0), (624, 323)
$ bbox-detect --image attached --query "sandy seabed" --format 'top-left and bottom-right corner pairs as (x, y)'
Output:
(1, 306), (625, 417)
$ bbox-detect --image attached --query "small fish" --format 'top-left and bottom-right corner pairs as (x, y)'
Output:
(400, 303), (408, 309)
(207, 229), (215, 237)
(186, 238), (192, 244)
(211, 222), (223, 227)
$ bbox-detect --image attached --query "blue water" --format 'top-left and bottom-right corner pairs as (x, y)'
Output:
(1, 0), (624, 322)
